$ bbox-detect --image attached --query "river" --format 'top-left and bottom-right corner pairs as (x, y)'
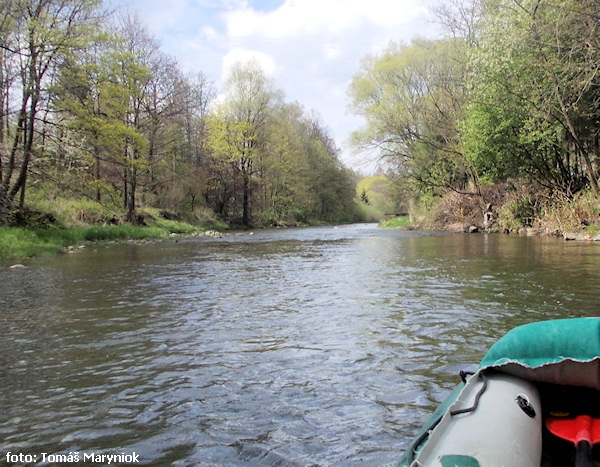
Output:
(1, 224), (599, 466)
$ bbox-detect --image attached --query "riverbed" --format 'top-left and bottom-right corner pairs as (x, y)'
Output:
(1, 224), (599, 465)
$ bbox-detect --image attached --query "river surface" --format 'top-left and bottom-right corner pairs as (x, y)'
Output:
(1, 224), (600, 466)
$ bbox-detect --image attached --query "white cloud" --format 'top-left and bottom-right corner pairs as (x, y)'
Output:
(212, 0), (440, 171)
(221, 48), (277, 80)
(108, 0), (440, 172)
(202, 25), (219, 39)
(223, 0), (429, 38)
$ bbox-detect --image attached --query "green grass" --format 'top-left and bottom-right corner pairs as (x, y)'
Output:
(0, 222), (211, 261)
(82, 225), (164, 241)
(0, 228), (66, 259)
(1, 189), (236, 262)
(379, 216), (411, 229)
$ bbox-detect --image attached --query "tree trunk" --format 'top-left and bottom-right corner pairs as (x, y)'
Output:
(242, 171), (250, 227)
(95, 151), (101, 202)
(9, 91), (38, 211)
(127, 165), (137, 222)
(123, 169), (128, 210)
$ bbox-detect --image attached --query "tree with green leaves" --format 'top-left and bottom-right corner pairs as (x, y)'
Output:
(208, 60), (281, 226)
(350, 0), (600, 218)
(348, 38), (470, 196)
(461, 0), (600, 199)
(258, 103), (310, 224)
(302, 115), (360, 223)
(113, 14), (157, 222)
(0, 0), (102, 224)
(52, 31), (131, 204)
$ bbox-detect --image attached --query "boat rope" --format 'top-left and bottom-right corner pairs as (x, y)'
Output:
(407, 371), (490, 464)
(450, 373), (488, 416)
(406, 414), (444, 465)
(406, 371), (488, 464)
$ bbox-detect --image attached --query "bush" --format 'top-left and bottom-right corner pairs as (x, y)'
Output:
(497, 194), (539, 231)
(541, 191), (600, 233)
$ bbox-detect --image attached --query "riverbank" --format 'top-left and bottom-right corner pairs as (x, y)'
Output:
(384, 183), (600, 239)
(1, 189), (359, 261)
(379, 216), (412, 229)
(0, 213), (228, 262)
(0, 225), (188, 261)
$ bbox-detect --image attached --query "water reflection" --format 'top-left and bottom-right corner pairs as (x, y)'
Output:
(1, 226), (599, 465)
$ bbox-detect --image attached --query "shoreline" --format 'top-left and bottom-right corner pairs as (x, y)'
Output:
(5, 214), (599, 266)
(384, 183), (600, 242)
(0, 221), (332, 263)
(0, 223), (216, 263)
(381, 215), (600, 243)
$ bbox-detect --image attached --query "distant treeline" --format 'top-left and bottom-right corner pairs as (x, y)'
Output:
(0, 0), (362, 228)
(349, 0), (600, 209)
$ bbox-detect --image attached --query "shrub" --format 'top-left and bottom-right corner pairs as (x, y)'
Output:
(497, 195), (538, 230)
(543, 191), (600, 233)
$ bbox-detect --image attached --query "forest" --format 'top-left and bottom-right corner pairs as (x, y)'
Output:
(0, 0), (363, 231)
(3, 0), (599, 240)
(349, 0), (600, 233)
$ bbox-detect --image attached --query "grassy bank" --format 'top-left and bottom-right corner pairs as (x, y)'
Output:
(0, 222), (205, 261)
(0, 207), (232, 262)
(379, 216), (412, 229)
(0, 194), (230, 261)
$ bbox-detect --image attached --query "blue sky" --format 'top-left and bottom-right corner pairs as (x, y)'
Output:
(107, 0), (441, 171)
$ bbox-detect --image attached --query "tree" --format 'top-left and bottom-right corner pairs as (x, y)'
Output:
(302, 114), (360, 223)
(0, 0), (361, 229)
(177, 72), (215, 213)
(176, 71), (215, 166)
(348, 38), (470, 196)
(257, 103), (312, 225)
(52, 31), (130, 204)
(0, 0), (102, 224)
(111, 14), (156, 222)
(462, 0), (600, 199)
(524, 0), (600, 198)
(0, 1), (16, 147)
(208, 60), (281, 226)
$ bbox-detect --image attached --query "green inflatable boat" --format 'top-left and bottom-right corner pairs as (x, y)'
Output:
(398, 318), (600, 467)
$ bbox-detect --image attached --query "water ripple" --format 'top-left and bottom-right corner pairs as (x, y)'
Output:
(2, 226), (600, 465)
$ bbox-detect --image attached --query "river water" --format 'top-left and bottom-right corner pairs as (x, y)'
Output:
(1, 224), (599, 466)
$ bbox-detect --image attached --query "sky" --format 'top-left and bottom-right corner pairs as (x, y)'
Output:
(107, 0), (442, 172)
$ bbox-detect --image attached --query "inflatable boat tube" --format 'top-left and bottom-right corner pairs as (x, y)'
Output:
(409, 371), (542, 467)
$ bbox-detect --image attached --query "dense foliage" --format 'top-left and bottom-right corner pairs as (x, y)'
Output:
(0, 0), (361, 228)
(349, 0), (600, 209)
